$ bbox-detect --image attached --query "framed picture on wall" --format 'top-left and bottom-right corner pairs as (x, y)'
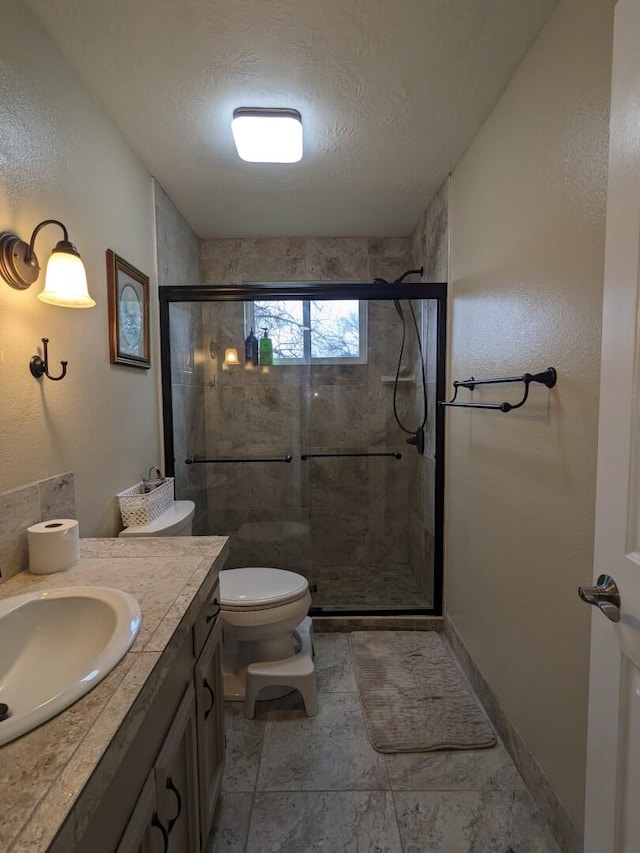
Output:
(106, 249), (151, 368)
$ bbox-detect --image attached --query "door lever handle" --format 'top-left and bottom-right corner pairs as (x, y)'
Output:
(578, 573), (621, 622)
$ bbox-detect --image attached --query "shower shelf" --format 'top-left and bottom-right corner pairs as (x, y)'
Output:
(440, 367), (557, 412)
(380, 375), (415, 385)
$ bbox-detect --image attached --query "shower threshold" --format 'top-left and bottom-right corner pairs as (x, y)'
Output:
(309, 605), (436, 617)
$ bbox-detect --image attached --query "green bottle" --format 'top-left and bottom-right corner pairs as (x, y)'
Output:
(259, 328), (273, 365)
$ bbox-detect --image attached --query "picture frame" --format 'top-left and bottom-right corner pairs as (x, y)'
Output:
(106, 249), (150, 368)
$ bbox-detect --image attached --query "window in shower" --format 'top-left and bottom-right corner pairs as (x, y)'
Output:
(245, 299), (367, 363)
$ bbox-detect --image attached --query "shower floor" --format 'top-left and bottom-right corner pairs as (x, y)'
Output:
(310, 563), (432, 611)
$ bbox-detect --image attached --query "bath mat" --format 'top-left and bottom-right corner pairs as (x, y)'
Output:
(350, 631), (496, 753)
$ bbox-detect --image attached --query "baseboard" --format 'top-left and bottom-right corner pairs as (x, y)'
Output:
(445, 616), (582, 853)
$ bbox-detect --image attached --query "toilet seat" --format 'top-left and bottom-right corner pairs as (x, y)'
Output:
(220, 567), (309, 611)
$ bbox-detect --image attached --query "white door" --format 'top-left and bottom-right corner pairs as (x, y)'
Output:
(584, 0), (640, 850)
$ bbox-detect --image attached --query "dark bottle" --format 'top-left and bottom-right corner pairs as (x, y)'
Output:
(245, 328), (258, 366)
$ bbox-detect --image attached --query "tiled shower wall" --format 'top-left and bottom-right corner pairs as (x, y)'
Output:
(0, 473), (75, 583)
(155, 181), (209, 534)
(197, 237), (437, 605)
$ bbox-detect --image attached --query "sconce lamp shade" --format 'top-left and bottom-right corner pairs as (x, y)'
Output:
(224, 347), (240, 365)
(38, 240), (95, 307)
(231, 107), (303, 163)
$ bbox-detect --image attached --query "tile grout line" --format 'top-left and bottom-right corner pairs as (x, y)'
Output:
(388, 785), (407, 853)
(243, 697), (271, 853)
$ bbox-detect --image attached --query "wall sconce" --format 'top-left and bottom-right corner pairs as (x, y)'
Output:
(0, 219), (96, 381)
(0, 219), (95, 306)
(224, 347), (240, 366)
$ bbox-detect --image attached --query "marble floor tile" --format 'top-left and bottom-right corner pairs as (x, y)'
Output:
(246, 791), (403, 853)
(256, 692), (389, 791)
(312, 633), (357, 692)
(206, 792), (253, 853)
(393, 789), (562, 853)
(223, 702), (267, 792)
(215, 632), (563, 853)
(385, 742), (526, 793)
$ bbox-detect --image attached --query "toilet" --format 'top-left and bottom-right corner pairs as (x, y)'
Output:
(118, 501), (317, 715)
(219, 567), (312, 702)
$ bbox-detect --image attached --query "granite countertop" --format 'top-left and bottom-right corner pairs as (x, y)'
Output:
(0, 535), (229, 853)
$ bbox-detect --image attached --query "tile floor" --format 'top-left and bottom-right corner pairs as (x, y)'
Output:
(206, 633), (563, 853)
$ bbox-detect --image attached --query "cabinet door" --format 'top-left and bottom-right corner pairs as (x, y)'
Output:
(116, 772), (165, 853)
(154, 682), (201, 853)
(194, 613), (225, 844)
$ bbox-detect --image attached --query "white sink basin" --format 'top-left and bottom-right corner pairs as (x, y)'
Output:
(0, 585), (142, 747)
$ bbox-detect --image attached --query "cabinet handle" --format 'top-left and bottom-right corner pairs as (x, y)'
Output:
(203, 677), (215, 720)
(151, 811), (169, 852)
(165, 776), (183, 834)
(206, 599), (221, 623)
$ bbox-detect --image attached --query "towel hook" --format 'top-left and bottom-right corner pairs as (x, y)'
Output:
(29, 338), (68, 381)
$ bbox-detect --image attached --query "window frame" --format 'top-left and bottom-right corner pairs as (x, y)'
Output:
(244, 297), (368, 365)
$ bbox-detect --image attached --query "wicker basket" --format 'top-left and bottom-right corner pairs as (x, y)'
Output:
(117, 478), (175, 527)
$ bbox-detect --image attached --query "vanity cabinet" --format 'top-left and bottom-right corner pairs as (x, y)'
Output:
(114, 773), (160, 853)
(194, 612), (224, 842)
(72, 579), (224, 853)
(114, 684), (199, 852)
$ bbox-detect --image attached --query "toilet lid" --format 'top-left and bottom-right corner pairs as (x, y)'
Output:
(219, 567), (309, 610)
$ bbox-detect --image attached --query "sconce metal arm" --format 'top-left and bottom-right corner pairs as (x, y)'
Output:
(25, 220), (69, 267)
(0, 219), (75, 291)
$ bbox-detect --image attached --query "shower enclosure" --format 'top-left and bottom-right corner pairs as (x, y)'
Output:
(160, 281), (445, 616)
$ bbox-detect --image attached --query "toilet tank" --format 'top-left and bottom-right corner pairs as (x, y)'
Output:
(118, 500), (195, 538)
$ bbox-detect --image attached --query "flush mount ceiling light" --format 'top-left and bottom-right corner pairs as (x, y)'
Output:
(0, 219), (95, 307)
(231, 107), (303, 163)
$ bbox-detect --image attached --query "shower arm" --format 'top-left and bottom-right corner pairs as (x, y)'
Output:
(372, 266), (424, 286)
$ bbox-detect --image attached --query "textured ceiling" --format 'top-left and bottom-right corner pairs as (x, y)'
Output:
(26, 0), (559, 238)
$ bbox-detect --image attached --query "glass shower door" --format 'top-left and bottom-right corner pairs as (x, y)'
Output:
(164, 288), (441, 615)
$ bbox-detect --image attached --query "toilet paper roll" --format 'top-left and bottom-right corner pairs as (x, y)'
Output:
(27, 518), (80, 574)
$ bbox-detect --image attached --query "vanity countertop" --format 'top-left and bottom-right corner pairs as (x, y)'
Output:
(0, 535), (229, 853)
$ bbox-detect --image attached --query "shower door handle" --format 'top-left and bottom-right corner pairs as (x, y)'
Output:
(186, 454), (293, 464)
(578, 574), (621, 622)
(300, 451), (402, 460)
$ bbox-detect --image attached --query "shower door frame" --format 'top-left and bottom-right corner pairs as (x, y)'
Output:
(159, 281), (447, 617)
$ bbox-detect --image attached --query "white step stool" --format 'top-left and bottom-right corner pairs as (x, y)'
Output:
(244, 616), (318, 719)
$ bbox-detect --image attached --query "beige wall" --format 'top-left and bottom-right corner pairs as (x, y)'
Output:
(446, 0), (613, 829)
(0, 0), (160, 536)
